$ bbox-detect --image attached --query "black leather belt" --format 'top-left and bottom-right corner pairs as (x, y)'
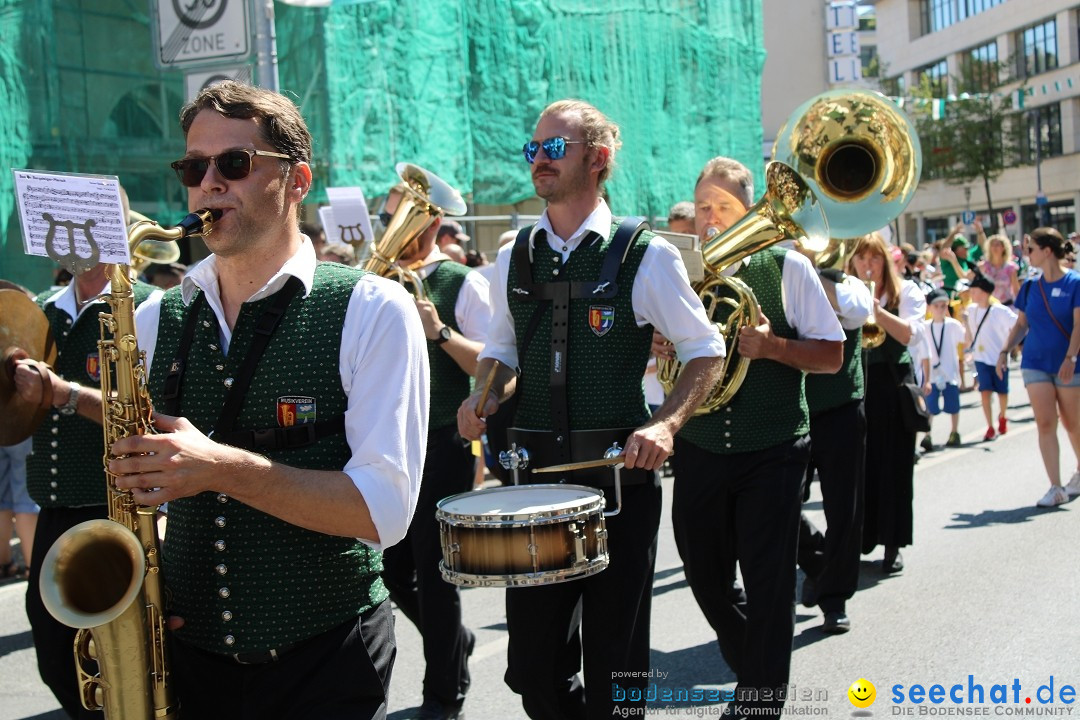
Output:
(227, 641), (299, 665)
(506, 427), (653, 488)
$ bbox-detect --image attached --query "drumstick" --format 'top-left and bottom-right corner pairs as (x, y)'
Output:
(532, 455), (627, 473)
(475, 361), (499, 419)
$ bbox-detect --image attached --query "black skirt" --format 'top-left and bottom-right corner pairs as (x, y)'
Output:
(862, 362), (916, 550)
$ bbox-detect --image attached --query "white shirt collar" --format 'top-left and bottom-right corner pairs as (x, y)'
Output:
(180, 235), (317, 306)
(47, 279), (110, 320)
(530, 199), (613, 253)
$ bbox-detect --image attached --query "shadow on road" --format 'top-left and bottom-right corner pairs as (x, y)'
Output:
(0, 629), (33, 661)
(652, 641), (736, 698)
(945, 501), (1072, 529)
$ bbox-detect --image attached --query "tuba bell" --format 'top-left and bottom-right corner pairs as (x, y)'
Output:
(365, 163), (467, 299)
(774, 89), (922, 350)
(656, 162), (829, 414)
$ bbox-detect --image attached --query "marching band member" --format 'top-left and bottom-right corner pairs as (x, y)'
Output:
(457, 99), (723, 720)
(661, 157), (843, 720)
(848, 233), (926, 575)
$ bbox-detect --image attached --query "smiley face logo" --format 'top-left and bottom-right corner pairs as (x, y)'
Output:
(848, 678), (876, 709)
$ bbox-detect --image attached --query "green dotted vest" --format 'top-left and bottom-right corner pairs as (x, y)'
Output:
(147, 264), (385, 654)
(28, 283), (154, 508)
(507, 224), (653, 431)
(423, 261), (472, 431)
(678, 247), (808, 454)
(805, 326), (864, 414)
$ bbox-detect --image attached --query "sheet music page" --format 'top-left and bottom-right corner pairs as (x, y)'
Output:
(325, 186), (374, 247)
(13, 170), (131, 267)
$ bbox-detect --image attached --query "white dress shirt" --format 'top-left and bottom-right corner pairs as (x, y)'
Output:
(882, 280), (929, 348)
(412, 248), (492, 343)
(43, 279), (111, 322)
(481, 200), (725, 369)
(134, 237), (429, 550)
(834, 275), (875, 330)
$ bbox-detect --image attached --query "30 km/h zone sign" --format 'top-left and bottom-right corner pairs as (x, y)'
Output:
(155, 0), (251, 69)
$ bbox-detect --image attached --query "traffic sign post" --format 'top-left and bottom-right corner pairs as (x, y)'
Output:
(961, 210), (976, 225)
(154, 0), (253, 70)
(1003, 210), (1017, 226)
(185, 66), (254, 102)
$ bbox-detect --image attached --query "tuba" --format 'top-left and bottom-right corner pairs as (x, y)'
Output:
(773, 89), (922, 351)
(656, 162), (828, 414)
(39, 209), (220, 719)
(364, 163), (467, 300)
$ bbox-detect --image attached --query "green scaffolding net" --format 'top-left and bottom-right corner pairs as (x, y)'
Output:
(1, 0), (764, 292)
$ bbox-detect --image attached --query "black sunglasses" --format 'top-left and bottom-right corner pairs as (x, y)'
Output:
(170, 148), (292, 187)
(522, 136), (587, 164)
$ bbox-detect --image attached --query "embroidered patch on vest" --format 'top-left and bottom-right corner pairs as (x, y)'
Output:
(85, 352), (100, 382)
(277, 396), (317, 427)
(588, 305), (615, 337)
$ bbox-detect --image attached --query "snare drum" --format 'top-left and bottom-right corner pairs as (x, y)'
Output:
(436, 484), (609, 587)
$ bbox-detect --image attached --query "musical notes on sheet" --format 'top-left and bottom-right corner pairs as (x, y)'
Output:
(12, 170), (131, 273)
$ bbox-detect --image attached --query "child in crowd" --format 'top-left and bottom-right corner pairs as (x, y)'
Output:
(965, 273), (1018, 441)
(924, 289), (967, 448)
(911, 314), (934, 454)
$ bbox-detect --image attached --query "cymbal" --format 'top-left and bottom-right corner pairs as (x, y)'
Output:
(0, 289), (57, 444)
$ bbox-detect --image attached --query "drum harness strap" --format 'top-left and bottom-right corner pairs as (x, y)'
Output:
(511, 216), (648, 466)
(162, 275), (346, 452)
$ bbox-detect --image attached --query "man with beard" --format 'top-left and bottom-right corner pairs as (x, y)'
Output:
(19, 81), (428, 718)
(457, 99), (724, 720)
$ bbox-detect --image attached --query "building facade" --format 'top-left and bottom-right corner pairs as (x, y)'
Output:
(871, 0), (1080, 247)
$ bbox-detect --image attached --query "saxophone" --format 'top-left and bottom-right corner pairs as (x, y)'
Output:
(38, 209), (220, 719)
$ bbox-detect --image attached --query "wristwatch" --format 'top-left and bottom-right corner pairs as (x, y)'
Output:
(58, 381), (81, 416)
(434, 326), (452, 345)
(1069, 355), (1078, 364)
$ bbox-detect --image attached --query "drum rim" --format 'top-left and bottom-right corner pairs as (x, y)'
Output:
(435, 483), (605, 523)
(438, 556), (610, 587)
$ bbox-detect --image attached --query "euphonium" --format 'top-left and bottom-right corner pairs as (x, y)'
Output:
(365, 163), (467, 299)
(861, 278), (887, 349)
(656, 162), (828, 414)
(39, 209), (220, 719)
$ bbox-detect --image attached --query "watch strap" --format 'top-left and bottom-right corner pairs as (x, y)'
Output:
(59, 381), (81, 416)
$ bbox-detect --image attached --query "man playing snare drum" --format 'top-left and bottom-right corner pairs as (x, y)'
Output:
(457, 99), (724, 720)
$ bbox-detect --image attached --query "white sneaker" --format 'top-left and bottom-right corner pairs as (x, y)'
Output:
(1066, 473), (1080, 497)
(1036, 486), (1069, 508)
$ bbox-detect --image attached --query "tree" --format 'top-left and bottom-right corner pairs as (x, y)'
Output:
(908, 59), (1025, 233)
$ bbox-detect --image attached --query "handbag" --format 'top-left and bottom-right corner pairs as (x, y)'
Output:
(888, 361), (931, 433)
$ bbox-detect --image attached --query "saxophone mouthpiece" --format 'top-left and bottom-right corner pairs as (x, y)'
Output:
(207, 208), (223, 220)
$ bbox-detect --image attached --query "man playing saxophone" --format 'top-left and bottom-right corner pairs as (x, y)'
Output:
(20, 81), (428, 718)
(654, 157), (844, 719)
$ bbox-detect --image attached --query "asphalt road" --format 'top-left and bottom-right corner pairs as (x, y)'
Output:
(2, 365), (1078, 719)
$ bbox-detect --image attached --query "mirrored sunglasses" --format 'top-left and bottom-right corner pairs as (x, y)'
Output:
(522, 136), (586, 164)
(170, 148), (292, 187)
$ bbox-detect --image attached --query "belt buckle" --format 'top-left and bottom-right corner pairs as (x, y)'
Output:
(230, 647), (281, 665)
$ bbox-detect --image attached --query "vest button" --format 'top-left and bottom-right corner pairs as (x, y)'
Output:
(209, 344), (219, 351)
(725, 443), (732, 449)
(224, 634), (235, 646)
(50, 454), (58, 461)
(215, 516), (226, 528)
(51, 440), (58, 448)
(52, 414), (60, 421)
(65, 318), (72, 325)
(725, 420), (731, 426)
(222, 610), (233, 622)
(203, 320), (212, 328)
(218, 587), (231, 599)
(50, 481), (58, 488)
(214, 540), (226, 552)
(52, 427), (59, 435)
(217, 493), (229, 503)
(724, 432), (731, 438)
(50, 494), (57, 501)
(215, 564), (228, 575)
(224, 377), (234, 388)
(552, 268), (560, 276)
(51, 467), (58, 475)
(215, 365), (225, 372)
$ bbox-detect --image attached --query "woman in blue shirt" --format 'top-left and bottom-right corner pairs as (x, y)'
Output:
(997, 228), (1080, 507)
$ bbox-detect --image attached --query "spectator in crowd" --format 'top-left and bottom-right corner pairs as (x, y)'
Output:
(923, 289), (966, 448)
(939, 225), (976, 296)
(442, 242), (468, 265)
(301, 220), (327, 258)
(145, 261), (188, 289)
(979, 234), (1020, 306)
(997, 228), (1080, 508)
(318, 240), (356, 265)
(966, 273), (1017, 441)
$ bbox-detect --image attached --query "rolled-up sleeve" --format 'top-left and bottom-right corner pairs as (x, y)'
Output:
(340, 275), (430, 550)
(834, 276), (874, 329)
(477, 241), (521, 369)
(633, 237), (725, 362)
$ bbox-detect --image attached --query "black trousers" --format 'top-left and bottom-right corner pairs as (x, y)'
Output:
(671, 436), (809, 717)
(25, 505), (108, 720)
(504, 479), (661, 720)
(170, 602), (395, 720)
(862, 364), (916, 551)
(382, 424), (476, 707)
(798, 400), (866, 613)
